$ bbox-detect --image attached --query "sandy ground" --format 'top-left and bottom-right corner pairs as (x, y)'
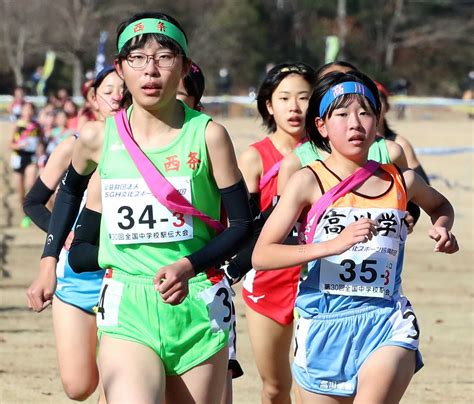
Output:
(0, 110), (473, 403)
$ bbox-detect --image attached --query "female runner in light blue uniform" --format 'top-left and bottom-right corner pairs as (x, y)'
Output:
(25, 66), (123, 401)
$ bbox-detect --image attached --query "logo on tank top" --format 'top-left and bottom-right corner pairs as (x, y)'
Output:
(164, 151), (201, 172)
(187, 152), (201, 170)
(110, 143), (125, 151)
(165, 155), (180, 172)
(248, 294), (265, 303)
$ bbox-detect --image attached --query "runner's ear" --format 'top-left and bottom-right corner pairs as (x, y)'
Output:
(114, 59), (124, 80)
(315, 117), (328, 139)
(266, 99), (274, 116)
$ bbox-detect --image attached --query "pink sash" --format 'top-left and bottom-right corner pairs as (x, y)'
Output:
(259, 160), (282, 190)
(114, 109), (225, 233)
(300, 160), (380, 244)
(259, 139), (308, 190)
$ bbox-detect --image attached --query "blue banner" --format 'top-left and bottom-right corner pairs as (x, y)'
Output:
(95, 31), (109, 75)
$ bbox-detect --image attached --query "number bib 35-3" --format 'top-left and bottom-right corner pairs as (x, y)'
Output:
(102, 177), (193, 244)
(318, 208), (405, 299)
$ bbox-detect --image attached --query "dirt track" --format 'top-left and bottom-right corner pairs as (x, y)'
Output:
(0, 113), (473, 403)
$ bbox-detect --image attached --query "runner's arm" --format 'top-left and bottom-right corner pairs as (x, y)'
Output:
(185, 122), (253, 274)
(404, 169), (458, 254)
(238, 146), (263, 193)
(252, 168), (377, 270)
(41, 122), (101, 259)
(23, 136), (76, 232)
(385, 139), (408, 169)
(155, 122), (253, 305)
(69, 171), (102, 273)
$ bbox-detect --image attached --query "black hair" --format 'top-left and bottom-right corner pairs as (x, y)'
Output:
(93, 65), (116, 92)
(315, 60), (358, 79)
(376, 81), (397, 141)
(116, 12), (188, 108)
(383, 119), (397, 141)
(306, 70), (381, 153)
(257, 62), (316, 133)
(22, 101), (37, 115)
(182, 62), (205, 106)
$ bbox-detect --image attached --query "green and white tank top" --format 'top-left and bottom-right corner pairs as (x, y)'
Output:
(98, 103), (221, 276)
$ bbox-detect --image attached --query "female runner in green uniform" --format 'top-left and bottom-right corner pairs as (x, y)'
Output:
(29, 12), (252, 404)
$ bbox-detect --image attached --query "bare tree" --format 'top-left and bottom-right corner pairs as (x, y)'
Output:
(395, 14), (474, 49)
(0, 0), (46, 87)
(384, 0), (404, 68)
(337, 0), (347, 60)
(48, 0), (100, 96)
(372, 0), (405, 69)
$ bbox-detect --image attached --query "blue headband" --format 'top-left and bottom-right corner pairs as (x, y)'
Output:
(319, 81), (377, 117)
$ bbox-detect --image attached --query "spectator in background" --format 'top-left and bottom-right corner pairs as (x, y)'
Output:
(63, 99), (79, 131)
(37, 104), (56, 139)
(43, 110), (73, 164)
(46, 92), (62, 109)
(56, 88), (70, 107)
(7, 86), (26, 122)
(36, 105), (56, 170)
(30, 67), (43, 95)
(9, 102), (43, 227)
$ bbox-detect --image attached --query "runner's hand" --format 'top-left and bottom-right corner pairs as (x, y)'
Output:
(154, 258), (194, 305)
(429, 227), (459, 254)
(328, 218), (378, 256)
(404, 211), (415, 234)
(221, 262), (240, 286)
(27, 257), (57, 312)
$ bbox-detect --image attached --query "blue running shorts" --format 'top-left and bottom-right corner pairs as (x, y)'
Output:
(292, 295), (423, 397)
(55, 249), (105, 314)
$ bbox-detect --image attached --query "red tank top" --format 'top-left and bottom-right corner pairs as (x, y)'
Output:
(251, 137), (283, 211)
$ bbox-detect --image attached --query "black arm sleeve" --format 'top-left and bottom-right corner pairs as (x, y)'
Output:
(405, 166), (427, 226)
(406, 201), (421, 225)
(23, 177), (54, 232)
(223, 194), (299, 285)
(185, 178), (253, 275)
(222, 194), (273, 283)
(69, 208), (102, 273)
(41, 164), (93, 259)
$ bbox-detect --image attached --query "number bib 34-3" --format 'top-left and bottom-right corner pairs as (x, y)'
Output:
(318, 208), (404, 299)
(102, 177), (193, 244)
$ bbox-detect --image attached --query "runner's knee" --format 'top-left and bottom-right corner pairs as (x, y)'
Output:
(61, 376), (98, 401)
(261, 377), (292, 402)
